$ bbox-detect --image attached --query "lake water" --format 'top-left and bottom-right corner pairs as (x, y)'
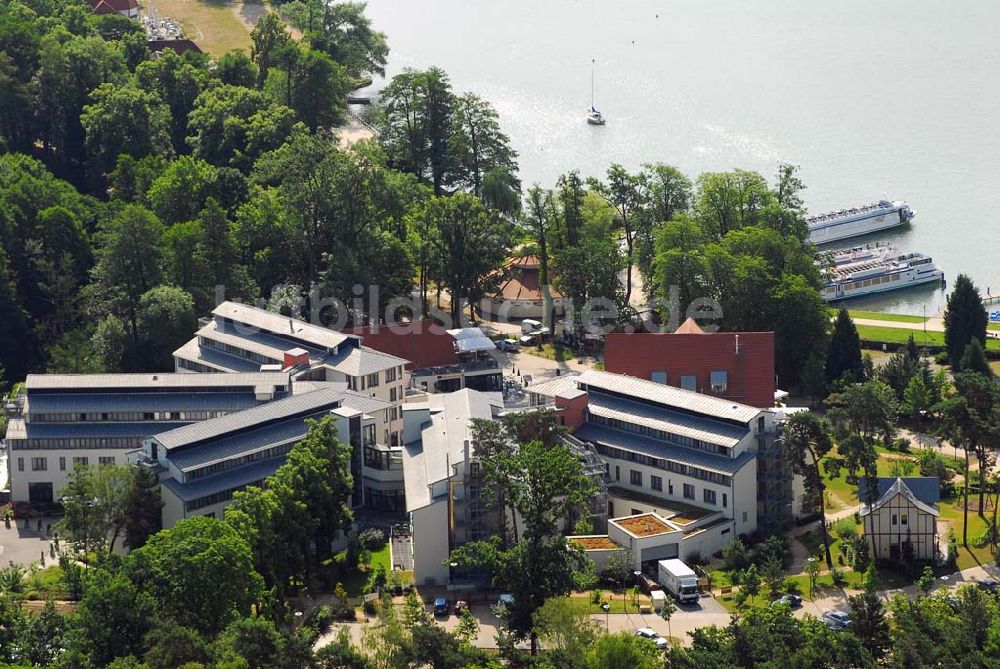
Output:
(364, 0), (1000, 315)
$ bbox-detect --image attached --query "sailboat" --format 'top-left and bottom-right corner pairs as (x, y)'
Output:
(587, 59), (606, 125)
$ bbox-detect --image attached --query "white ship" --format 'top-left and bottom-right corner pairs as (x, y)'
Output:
(820, 244), (944, 302)
(807, 199), (915, 245)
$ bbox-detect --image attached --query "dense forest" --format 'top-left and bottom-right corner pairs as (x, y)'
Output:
(0, 0), (827, 390)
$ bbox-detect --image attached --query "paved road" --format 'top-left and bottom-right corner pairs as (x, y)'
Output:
(315, 562), (1000, 652)
(0, 516), (62, 566)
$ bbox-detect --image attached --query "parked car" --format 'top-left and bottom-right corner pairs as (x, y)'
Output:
(497, 338), (520, 352)
(634, 627), (669, 650)
(455, 600), (469, 614)
(433, 598), (450, 616)
(822, 609), (851, 630)
(976, 579), (1000, 593)
(771, 594), (803, 608)
(497, 593), (514, 609)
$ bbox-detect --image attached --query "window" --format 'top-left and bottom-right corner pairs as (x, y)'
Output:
(710, 370), (728, 393)
(17, 457), (24, 472)
(99, 456), (115, 466)
(901, 513), (908, 526)
(683, 483), (695, 500)
(630, 470), (642, 486)
(615, 466), (620, 481)
(386, 367), (397, 382)
(73, 457), (88, 467)
(367, 372), (380, 388)
(651, 371), (667, 384)
(892, 514), (898, 526)
(723, 493), (728, 508)
(668, 480), (673, 495)
(680, 375), (697, 391)
(703, 489), (717, 505)
(30, 457), (47, 471)
(651, 475), (663, 492)
(742, 511), (748, 523)
(59, 457), (66, 471)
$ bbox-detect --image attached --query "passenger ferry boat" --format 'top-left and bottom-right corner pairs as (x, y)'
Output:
(820, 244), (944, 302)
(807, 199), (915, 245)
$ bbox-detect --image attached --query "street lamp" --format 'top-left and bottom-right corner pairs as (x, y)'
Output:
(601, 602), (610, 629)
(449, 562), (458, 604)
(632, 570), (641, 612)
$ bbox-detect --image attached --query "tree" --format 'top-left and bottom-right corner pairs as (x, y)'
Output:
(296, 0), (389, 78)
(426, 194), (512, 322)
(376, 67), (455, 194)
(216, 51), (259, 88)
(213, 616), (287, 669)
(783, 411), (837, 563)
(771, 274), (830, 385)
(694, 169), (775, 238)
(88, 204), (165, 341)
(250, 12), (292, 87)
(187, 85), (297, 172)
(128, 516), (264, 635)
(848, 564), (890, 662)
(124, 465), (162, 550)
(589, 164), (648, 305)
(532, 596), (601, 659)
(917, 565), (935, 596)
(136, 285), (197, 370)
(944, 273), (988, 369)
(135, 48), (211, 155)
(80, 83), (172, 179)
(959, 338), (992, 377)
(450, 92), (518, 197)
(635, 163), (692, 283)
(659, 595), (677, 641)
(449, 415), (595, 654)
(71, 568), (157, 667)
(282, 47), (349, 131)
(587, 632), (662, 669)
(522, 186), (556, 330)
(826, 308), (863, 383)
(13, 600), (65, 667)
(58, 463), (135, 554)
(142, 625), (212, 669)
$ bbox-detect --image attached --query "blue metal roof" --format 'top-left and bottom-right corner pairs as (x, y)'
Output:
(574, 423), (754, 476)
(27, 392), (261, 415)
(22, 421), (189, 440)
(161, 457), (285, 503)
(859, 477), (940, 506)
(166, 415), (321, 472)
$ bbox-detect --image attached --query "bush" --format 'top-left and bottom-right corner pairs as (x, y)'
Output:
(357, 527), (385, 551)
(830, 568), (847, 586)
(831, 518), (858, 542)
(329, 582), (356, 622)
(362, 598), (378, 617)
(305, 605), (335, 634)
(933, 351), (950, 366)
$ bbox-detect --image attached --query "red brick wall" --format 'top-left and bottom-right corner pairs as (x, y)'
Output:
(555, 392), (589, 430)
(603, 332), (775, 408)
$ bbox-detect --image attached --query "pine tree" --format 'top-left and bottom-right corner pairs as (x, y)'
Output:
(959, 339), (992, 377)
(826, 308), (863, 383)
(944, 274), (987, 369)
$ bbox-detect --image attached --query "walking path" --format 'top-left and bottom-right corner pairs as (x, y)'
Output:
(851, 316), (945, 332)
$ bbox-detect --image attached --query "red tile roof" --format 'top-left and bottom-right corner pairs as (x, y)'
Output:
(498, 255), (562, 300)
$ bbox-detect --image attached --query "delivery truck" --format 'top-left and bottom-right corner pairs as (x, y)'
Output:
(657, 558), (699, 604)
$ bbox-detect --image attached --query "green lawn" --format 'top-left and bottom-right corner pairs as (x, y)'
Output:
(329, 543), (391, 599)
(561, 589), (651, 615)
(989, 322), (1000, 332)
(937, 496), (995, 571)
(855, 324), (1000, 353)
(847, 310), (928, 324)
(24, 565), (67, 601)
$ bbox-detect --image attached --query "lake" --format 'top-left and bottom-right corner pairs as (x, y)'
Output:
(363, 0), (1000, 315)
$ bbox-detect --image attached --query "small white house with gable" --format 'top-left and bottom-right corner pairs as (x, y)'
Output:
(859, 477), (940, 563)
